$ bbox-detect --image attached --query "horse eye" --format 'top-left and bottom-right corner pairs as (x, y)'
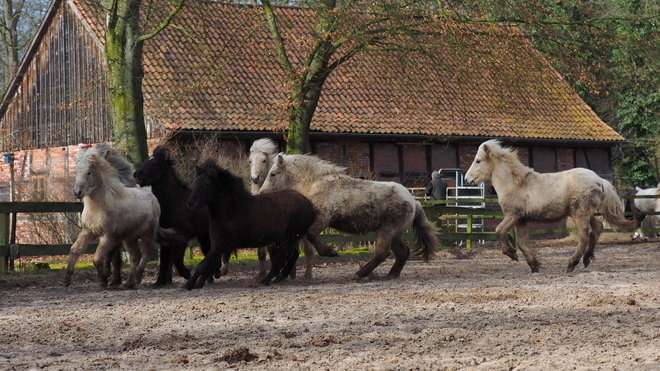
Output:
(262, 159), (266, 164)
(475, 159), (481, 164)
(86, 171), (92, 176)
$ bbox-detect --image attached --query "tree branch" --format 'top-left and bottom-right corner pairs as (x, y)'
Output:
(138, 0), (186, 42)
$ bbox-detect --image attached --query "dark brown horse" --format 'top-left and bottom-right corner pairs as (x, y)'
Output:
(185, 159), (315, 289)
(134, 145), (225, 286)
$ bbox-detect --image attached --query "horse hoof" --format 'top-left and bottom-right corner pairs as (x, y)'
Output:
(566, 264), (576, 273)
(503, 250), (518, 262)
(259, 278), (271, 286)
(351, 274), (364, 282)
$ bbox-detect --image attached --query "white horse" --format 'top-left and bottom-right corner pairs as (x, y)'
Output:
(64, 143), (162, 288)
(260, 154), (438, 280)
(248, 138), (338, 279)
(627, 185), (660, 240)
(465, 139), (634, 273)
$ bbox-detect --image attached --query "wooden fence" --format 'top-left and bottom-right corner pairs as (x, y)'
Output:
(1, 197), (659, 271)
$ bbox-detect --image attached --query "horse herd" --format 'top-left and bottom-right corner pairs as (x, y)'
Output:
(63, 139), (638, 290)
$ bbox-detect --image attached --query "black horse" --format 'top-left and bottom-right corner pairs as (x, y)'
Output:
(185, 158), (315, 289)
(134, 145), (225, 286)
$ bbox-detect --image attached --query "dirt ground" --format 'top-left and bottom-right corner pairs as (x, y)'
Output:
(1, 235), (659, 371)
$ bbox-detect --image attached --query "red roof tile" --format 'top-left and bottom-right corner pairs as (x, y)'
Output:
(72, 0), (623, 142)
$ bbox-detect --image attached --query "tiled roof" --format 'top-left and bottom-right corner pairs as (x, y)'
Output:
(72, 0), (623, 142)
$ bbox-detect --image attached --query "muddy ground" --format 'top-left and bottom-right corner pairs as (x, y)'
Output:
(1, 236), (659, 370)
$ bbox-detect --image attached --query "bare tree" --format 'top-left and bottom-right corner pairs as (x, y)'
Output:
(258, 0), (434, 153)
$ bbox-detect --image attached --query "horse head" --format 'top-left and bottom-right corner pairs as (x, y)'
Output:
(465, 140), (497, 186)
(187, 158), (249, 209)
(74, 152), (103, 199)
(249, 138), (278, 187)
(134, 145), (172, 186)
(259, 154), (293, 193)
(249, 150), (271, 186)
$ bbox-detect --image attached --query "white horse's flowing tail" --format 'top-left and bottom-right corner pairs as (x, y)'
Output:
(600, 181), (636, 229)
(412, 202), (439, 262)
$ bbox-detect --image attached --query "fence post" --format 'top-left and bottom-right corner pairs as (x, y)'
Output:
(0, 213), (8, 271)
(466, 214), (473, 248)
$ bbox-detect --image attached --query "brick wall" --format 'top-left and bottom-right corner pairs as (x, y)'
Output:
(557, 148), (574, 171)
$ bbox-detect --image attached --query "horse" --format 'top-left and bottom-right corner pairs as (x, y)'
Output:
(625, 185), (660, 241)
(134, 145), (227, 286)
(259, 154), (438, 281)
(64, 143), (163, 288)
(249, 138), (338, 279)
(185, 158), (316, 289)
(464, 139), (634, 273)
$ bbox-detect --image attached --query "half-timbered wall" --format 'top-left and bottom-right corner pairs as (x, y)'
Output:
(0, 1), (111, 152)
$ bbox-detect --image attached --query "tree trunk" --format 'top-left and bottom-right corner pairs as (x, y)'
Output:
(104, 0), (149, 165)
(2, 0), (21, 85)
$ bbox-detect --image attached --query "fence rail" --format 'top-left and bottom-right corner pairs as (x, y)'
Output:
(2, 198), (660, 271)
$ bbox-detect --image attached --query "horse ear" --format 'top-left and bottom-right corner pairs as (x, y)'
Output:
(277, 155), (285, 166)
(481, 143), (491, 157)
(195, 165), (201, 174)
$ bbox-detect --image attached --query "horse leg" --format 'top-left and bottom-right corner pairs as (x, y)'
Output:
(274, 240), (300, 283)
(133, 234), (156, 286)
(261, 242), (287, 285)
(386, 234), (410, 279)
(302, 237), (315, 279)
(583, 216), (604, 268)
(513, 223), (540, 273)
(109, 248), (123, 286)
(64, 229), (96, 287)
(306, 218), (339, 257)
(353, 232), (394, 281)
(257, 246), (268, 279)
(172, 241), (191, 279)
(93, 237), (116, 288)
(122, 239), (143, 288)
(219, 249), (231, 277)
(496, 214), (519, 262)
(186, 247), (224, 290)
(197, 233), (218, 282)
(567, 216), (591, 273)
(154, 244), (174, 287)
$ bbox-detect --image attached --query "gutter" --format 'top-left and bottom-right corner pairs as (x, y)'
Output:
(173, 130), (626, 148)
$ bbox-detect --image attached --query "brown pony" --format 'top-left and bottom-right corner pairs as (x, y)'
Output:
(185, 159), (316, 289)
(134, 145), (226, 286)
(465, 139), (634, 273)
(249, 138), (338, 279)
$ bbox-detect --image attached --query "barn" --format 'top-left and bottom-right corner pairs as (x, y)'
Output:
(0, 0), (624, 202)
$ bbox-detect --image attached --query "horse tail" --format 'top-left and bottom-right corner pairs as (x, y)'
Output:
(600, 181), (636, 229)
(412, 201), (438, 262)
(155, 227), (188, 246)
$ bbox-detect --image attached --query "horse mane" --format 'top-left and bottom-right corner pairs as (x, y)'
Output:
(283, 154), (347, 183)
(83, 151), (128, 197)
(482, 139), (531, 186)
(152, 144), (190, 189)
(199, 158), (253, 200)
(87, 143), (137, 187)
(250, 138), (278, 156)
